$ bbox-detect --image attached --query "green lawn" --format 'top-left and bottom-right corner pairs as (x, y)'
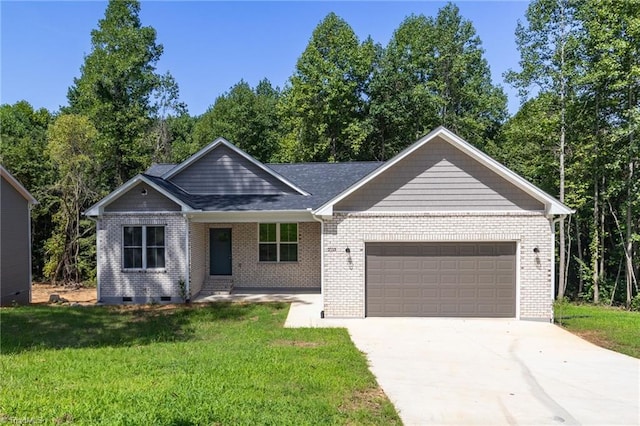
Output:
(0, 303), (400, 425)
(554, 302), (640, 359)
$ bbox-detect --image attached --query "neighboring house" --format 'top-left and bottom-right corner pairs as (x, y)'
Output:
(1, 166), (37, 306)
(86, 127), (572, 320)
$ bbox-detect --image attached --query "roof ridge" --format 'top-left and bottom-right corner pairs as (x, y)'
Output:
(268, 161), (384, 166)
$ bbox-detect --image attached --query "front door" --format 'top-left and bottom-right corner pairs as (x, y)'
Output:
(210, 228), (232, 275)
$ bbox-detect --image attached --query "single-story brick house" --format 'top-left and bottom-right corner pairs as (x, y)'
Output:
(85, 127), (572, 320)
(1, 165), (37, 306)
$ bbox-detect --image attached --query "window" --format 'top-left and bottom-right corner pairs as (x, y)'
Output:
(123, 226), (165, 269)
(259, 223), (298, 262)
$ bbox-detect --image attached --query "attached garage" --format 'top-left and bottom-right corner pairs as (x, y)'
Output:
(366, 242), (517, 317)
(313, 127), (572, 320)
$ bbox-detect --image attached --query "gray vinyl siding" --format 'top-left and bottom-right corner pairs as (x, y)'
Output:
(1, 175), (31, 306)
(105, 182), (181, 212)
(169, 145), (297, 195)
(336, 137), (544, 212)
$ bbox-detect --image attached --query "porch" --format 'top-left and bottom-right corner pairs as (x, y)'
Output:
(187, 220), (321, 298)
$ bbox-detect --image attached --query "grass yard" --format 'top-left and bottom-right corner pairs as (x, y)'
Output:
(0, 303), (400, 425)
(554, 302), (640, 359)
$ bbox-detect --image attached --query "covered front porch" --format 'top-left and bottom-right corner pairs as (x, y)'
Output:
(186, 214), (322, 299)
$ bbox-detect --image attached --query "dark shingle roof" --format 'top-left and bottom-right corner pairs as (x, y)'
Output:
(146, 163), (177, 177)
(143, 161), (383, 211)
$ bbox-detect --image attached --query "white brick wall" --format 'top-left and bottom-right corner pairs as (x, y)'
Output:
(189, 222), (206, 296)
(98, 213), (187, 303)
(98, 210), (553, 320)
(190, 222), (321, 291)
(322, 212), (553, 320)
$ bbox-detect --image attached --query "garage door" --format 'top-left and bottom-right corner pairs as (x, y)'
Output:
(366, 242), (516, 317)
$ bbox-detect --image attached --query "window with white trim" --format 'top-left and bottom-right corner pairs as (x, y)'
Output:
(123, 226), (165, 269)
(258, 223), (298, 262)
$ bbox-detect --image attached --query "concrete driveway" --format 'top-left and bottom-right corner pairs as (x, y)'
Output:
(336, 318), (639, 425)
(284, 303), (640, 425)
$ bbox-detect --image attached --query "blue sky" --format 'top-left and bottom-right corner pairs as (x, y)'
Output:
(1, 1), (529, 116)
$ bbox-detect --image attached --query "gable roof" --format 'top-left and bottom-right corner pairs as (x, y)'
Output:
(143, 162), (382, 211)
(0, 165), (37, 204)
(86, 128), (572, 217)
(85, 161), (381, 215)
(84, 174), (193, 216)
(313, 127), (574, 216)
(161, 137), (310, 196)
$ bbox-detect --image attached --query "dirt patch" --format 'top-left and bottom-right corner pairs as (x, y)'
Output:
(31, 282), (97, 305)
(340, 386), (397, 422)
(568, 329), (615, 350)
(271, 339), (323, 348)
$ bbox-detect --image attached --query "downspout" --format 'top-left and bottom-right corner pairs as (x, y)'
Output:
(311, 211), (324, 318)
(184, 214), (191, 302)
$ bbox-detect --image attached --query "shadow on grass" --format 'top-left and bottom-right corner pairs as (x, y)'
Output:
(0, 302), (269, 354)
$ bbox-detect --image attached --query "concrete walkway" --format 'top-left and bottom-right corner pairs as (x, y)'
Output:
(194, 291), (321, 306)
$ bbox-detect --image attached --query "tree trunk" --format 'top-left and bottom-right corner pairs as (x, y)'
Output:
(576, 216), (584, 295)
(592, 177), (600, 304)
(625, 87), (635, 308)
(599, 176), (605, 298)
(557, 22), (567, 299)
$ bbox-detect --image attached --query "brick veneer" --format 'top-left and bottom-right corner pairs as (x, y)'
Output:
(189, 222), (321, 292)
(97, 213), (188, 303)
(322, 212), (553, 320)
(189, 222), (206, 296)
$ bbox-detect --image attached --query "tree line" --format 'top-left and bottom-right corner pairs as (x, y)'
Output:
(1, 0), (637, 308)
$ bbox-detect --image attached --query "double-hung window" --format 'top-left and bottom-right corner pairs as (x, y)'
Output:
(259, 223), (298, 262)
(123, 226), (165, 269)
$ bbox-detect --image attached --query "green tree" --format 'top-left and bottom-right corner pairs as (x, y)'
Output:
(490, 94), (559, 195)
(193, 79), (281, 162)
(67, 0), (179, 186)
(166, 113), (198, 163)
(505, 0), (581, 299)
(44, 114), (99, 284)
(279, 12), (377, 162)
(578, 0), (639, 306)
(369, 4), (506, 160)
(0, 101), (55, 279)
(149, 73), (188, 163)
